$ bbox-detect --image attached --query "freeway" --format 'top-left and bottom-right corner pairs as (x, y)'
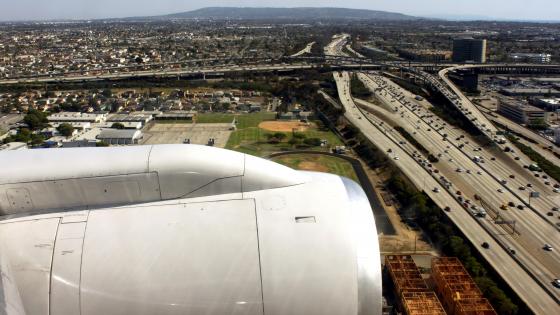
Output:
(359, 73), (560, 220)
(402, 66), (560, 203)
(481, 110), (560, 165)
(0, 62), (380, 85)
(290, 42), (316, 57)
(357, 73), (560, 303)
(324, 34), (351, 58)
(334, 71), (560, 314)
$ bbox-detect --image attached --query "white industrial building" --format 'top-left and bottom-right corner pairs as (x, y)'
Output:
(48, 112), (108, 124)
(96, 129), (143, 145)
(509, 53), (552, 64)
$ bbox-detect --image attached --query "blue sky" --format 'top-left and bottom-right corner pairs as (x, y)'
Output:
(1, 0), (558, 21)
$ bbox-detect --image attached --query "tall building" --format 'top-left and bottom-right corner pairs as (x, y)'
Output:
(452, 38), (487, 63)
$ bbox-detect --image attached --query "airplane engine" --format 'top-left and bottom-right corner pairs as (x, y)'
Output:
(0, 144), (381, 315)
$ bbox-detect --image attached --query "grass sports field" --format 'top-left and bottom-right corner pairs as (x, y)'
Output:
(195, 112), (344, 157)
(225, 121), (343, 156)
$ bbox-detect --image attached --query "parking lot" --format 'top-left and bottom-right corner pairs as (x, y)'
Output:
(141, 122), (233, 147)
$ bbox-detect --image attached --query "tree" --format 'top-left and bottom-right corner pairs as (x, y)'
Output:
(57, 123), (74, 137)
(101, 89), (113, 98)
(527, 118), (548, 130)
(303, 137), (322, 147)
(111, 122), (125, 129)
(266, 132), (287, 144)
(96, 141), (110, 147)
(23, 110), (48, 130)
(273, 132), (287, 140)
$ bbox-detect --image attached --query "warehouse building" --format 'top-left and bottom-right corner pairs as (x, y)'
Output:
(534, 98), (560, 111)
(155, 111), (195, 121)
(48, 111), (107, 124)
(96, 129), (143, 145)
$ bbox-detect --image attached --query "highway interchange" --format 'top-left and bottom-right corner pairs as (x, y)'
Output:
(334, 71), (560, 313)
(320, 34), (560, 312)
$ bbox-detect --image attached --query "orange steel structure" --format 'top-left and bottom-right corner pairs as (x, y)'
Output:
(385, 255), (447, 315)
(402, 292), (447, 315)
(431, 257), (497, 315)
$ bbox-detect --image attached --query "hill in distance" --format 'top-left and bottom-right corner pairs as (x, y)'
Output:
(143, 7), (420, 21)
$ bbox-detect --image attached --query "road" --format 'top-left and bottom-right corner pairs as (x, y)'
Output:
(358, 73), (560, 301)
(334, 71), (560, 314)
(290, 42), (316, 57)
(324, 34), (351, 58)
(0, 61), (385, 85)
(481, 110), (560, 165)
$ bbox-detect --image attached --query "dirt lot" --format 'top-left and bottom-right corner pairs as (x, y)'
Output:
(297, 161), (329, 172)
(141, 123), (232, 147)
(258, 120), (316, 132)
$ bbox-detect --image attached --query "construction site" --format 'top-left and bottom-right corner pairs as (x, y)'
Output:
(384, 255), (497, 315)
(432, 257), (497, 315)
(385, 255), (446, 315)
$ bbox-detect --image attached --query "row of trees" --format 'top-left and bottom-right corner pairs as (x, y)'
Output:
(507, 135), (560, 183)
(265, 131), (322, 147)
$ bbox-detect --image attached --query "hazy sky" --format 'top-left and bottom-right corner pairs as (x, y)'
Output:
(1, 0), (559, 21)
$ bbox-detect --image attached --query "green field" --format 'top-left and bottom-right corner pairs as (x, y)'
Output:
(271, 154), (359, 182)
(194, 112), (345, 158)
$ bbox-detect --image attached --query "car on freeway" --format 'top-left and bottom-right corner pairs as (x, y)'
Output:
(507, 247), (516, 255)
(544, 244), (554, 251)
(509, 175), (515, 179)
(444, 206), (451, 212)
(552, 207), (559, 212)
(519, 186), (526, 190)
(553, 279), (560, 288)
(393, 156), (399, 160)
(517, 205), (524, 210)
(481, 242), (490, 249)
(433, 187), (440, 193)
(527, 183), (533, 188)
(456, 168), (462, 173)
(554, 188), (560, 193)
(497, 189), (503, 193)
